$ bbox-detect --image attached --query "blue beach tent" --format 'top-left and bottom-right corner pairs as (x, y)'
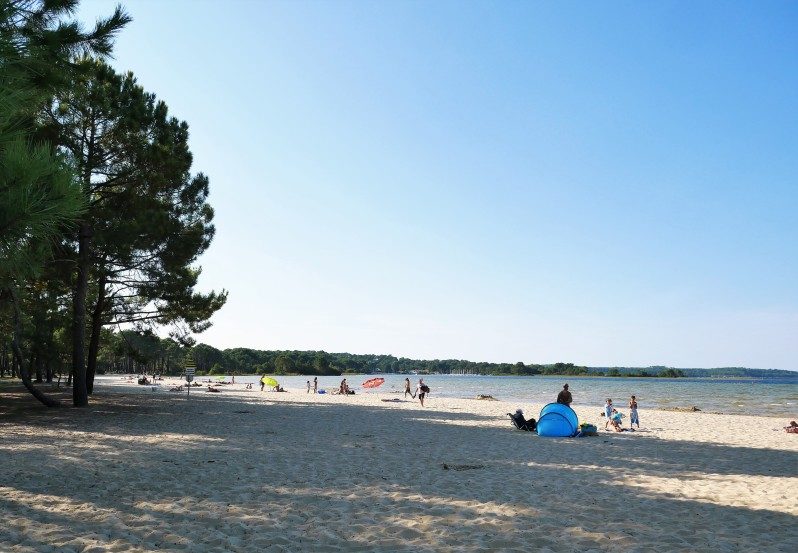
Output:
(536, 403), (579, 437)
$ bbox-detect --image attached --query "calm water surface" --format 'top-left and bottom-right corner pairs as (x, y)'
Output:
(219, 374), (797, 417)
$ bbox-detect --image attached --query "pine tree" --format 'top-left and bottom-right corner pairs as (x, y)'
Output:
(46, 59), (227, 400)
(0, 0), (129, 406)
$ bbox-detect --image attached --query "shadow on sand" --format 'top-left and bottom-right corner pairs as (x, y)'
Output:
(1, 387), (796, 552)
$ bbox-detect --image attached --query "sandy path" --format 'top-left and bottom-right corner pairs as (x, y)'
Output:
(0, 378), (796, 552)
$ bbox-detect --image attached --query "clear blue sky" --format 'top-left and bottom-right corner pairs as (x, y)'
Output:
(79, 1), (797, 369)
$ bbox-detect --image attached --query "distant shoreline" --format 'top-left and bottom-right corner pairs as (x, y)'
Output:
(180, 372), (798, 380)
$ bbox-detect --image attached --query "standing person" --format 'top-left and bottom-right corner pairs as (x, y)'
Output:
(339, 378), (349, 395)
(313, 377), (318, 394)
(556, 383), (572, 405)
(604, 399), (613, 430)
(306, 380), (311, 393)
(404, 377), (415, 399)
(260, 378), (265, 392)
(629, 395), (640, 429)
(416, 378), (429, 407)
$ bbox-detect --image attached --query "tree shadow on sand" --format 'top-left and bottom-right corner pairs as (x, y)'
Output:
(1, 388), (796, 552)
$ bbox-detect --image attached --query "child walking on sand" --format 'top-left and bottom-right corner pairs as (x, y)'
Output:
(629, 395), (639, 429)
(603, 399), (613, 430)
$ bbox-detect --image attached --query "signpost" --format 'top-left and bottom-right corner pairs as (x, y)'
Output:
(185, 361), (196, 397)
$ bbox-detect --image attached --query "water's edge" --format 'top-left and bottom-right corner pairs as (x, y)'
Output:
(179, 374), (798, 418)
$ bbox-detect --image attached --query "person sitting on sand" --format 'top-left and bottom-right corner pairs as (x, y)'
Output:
(340, 378), (352, 395)
(785, 421), (798, 434)
(206, 386), (220, 393)
(556, 383), (572, 406)
(609, 409), (626, 432)
(404, 377), (415, 399)
(273, 385), (286, 392)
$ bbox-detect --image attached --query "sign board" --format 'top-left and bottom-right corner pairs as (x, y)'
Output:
(185, 361), (196, 396)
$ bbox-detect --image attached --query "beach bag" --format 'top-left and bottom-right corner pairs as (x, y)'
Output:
(420, 385), (430, 393)
(579, 423), (598, 436)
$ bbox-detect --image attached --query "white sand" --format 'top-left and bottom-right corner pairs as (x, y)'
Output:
(1, 377), (796, 552)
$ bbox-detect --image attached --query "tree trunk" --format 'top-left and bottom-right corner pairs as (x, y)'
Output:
(72, 221), (92, 407)
(8, 288), (61, 407)
(86, 272), (106, 395)
(44, 319), (55, 383)
(33, 352), (43, 382)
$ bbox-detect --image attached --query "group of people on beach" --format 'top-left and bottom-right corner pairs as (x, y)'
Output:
(338, 378), (354, 395)
(555, 383), (641, 431)
(403, 377), (430, 406)
(300, 375), (431, 406)
(603, 396), (640, 431)
(296, 376), (429, 405)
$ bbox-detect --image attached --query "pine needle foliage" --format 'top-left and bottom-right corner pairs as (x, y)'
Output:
(0, 0), (129, 406)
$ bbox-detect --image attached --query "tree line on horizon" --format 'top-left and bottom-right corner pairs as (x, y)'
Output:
(40, 332), (793, 379)
(0, 1), (226, 407)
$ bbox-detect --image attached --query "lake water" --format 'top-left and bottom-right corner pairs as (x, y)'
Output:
(208, 374), (798, 417)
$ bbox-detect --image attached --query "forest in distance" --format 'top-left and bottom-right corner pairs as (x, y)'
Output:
(3, 329), (787, 381)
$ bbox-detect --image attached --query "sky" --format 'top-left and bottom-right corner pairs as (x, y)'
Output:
(78, 1), (797, 369)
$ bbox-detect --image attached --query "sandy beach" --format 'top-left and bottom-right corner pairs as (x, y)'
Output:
(1, 378), (796, 552)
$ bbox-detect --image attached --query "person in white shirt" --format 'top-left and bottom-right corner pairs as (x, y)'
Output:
(416, 378), (429, 407)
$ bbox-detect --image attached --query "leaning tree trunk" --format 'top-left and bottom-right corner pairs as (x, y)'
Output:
(71, 222), (92, 407)
(86, 272), (106, 395)
(8, 289), (61, 407)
